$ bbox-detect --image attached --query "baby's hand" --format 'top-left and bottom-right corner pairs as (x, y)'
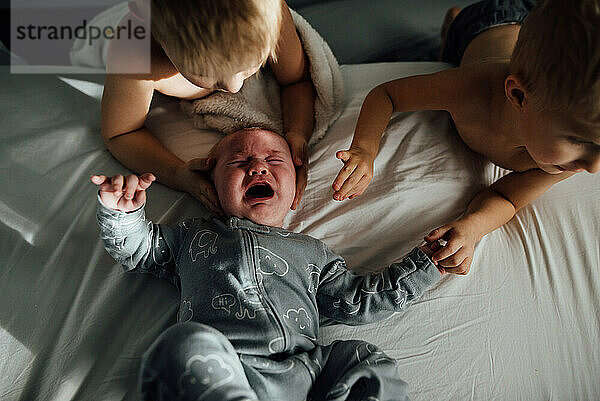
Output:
(332, 147), (375, 201)
(419, 241), (447, 276)
(91, 173), (155, 212)
(424, 219), (478, 275)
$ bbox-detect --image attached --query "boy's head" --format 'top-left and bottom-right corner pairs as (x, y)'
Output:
(209, 128), (296, 227)
(136, 0), (282, 93)
(507, 0), (600, 174)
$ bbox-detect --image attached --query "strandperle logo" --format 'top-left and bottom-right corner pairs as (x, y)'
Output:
(10, 2), (151, 74)
(15, 19), (147, 47)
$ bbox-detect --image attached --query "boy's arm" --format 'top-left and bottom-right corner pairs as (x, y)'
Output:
(332, 68), (463, 200)
(270, 2), (316, 209)
(101, 74), (221, 215)
(317, 247), (442, 326)
(426, 169), (575, 274)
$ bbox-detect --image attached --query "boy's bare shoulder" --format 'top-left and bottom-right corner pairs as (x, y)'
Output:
(447, 60), (539, 171)
(382, 62), (502, 114)
(105, 15), (214, 100)
(439, 60), (507, 113)
(105, 15), (170, 82)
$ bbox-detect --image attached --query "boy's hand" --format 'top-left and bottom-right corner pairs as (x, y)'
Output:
(332, 147), (375, 201)
(178, 158), (223, 216)
(285, 133), (308, 210)
(419, 241), (447, 276)
(91, 173), (155, 212)
(424, 219), (479, 275)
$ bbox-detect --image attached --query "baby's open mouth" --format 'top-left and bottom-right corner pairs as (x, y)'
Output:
(244, 182), (275, 201)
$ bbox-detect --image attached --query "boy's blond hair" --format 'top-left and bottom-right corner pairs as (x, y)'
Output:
(150, 0), (282, 80)
(510, 0), (600, 131)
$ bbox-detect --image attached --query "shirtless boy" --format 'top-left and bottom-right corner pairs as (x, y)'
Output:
(101, 0), (315, 215)
(332, 0), (600, 274)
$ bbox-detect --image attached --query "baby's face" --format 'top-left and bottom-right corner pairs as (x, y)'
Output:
(521, 108), (600, 174)
(212, 129), (296, 227)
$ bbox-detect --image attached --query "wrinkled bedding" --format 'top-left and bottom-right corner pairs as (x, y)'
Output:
(1, 61), (598, 401)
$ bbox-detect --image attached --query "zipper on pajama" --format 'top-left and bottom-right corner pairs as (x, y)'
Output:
(244, 230), (288, 353)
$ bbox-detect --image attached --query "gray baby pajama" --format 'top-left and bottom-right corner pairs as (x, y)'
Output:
(97, 200), (441, 400)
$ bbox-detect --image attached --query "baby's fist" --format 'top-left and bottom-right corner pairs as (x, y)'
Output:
(91, 173), (155, 212)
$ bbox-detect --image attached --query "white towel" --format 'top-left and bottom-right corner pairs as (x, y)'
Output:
(180, 10), (344, 148)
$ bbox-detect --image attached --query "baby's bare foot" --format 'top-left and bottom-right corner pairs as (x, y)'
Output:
(439, 6), (462, 60)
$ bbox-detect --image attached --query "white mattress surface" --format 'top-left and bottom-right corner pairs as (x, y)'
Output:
(1, 62), (599, 401)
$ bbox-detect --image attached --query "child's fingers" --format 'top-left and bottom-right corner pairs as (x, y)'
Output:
(291, 165), (307, 210)
(133, 188), (147, 207)
(437, 247), (469, 268)
(332, 162), (358, 194)
(198, 193), (222, 216)
(123, 175), (139, 200)
(444, 256), (472, 275)
(111, 174), (124, 195)
(429, 240), (443, 252)
(290, 141), (307, 167)
(425, 225), (451, 242)
(192, 180), (221, 215)
(431, 237), (461, 263)
(345, 175), (370, 200)
(187, 158), (214, 172)
(336, 150), (350, 162)
(92, 175), (117, 193)
(353, 175), (371, 196)
(90, 174), (108, 185)
(137, 173), (156, 190)
(200, 181), (219, 206)
(334, 169), (365, 200)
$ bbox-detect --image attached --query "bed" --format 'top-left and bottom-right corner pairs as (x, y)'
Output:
(1, 2), (599, 400)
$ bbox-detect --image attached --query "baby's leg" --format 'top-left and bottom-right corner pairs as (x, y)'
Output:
(308, 340), (409, 401)
(440, 0), (535, 66)
(140, 322), (258, 401)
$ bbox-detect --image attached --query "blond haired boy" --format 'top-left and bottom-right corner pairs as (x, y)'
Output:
(332, 0), (600, 274)
(101, 0), (315, 215)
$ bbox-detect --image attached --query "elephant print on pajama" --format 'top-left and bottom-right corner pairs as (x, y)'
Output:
(189, 229), (218, 262)
(211, 286), (267, 320)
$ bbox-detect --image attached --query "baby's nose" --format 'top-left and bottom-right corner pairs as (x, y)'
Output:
(248, 161), (269, 175)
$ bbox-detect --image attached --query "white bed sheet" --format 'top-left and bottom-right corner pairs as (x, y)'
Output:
(1, 61), (598, 401)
